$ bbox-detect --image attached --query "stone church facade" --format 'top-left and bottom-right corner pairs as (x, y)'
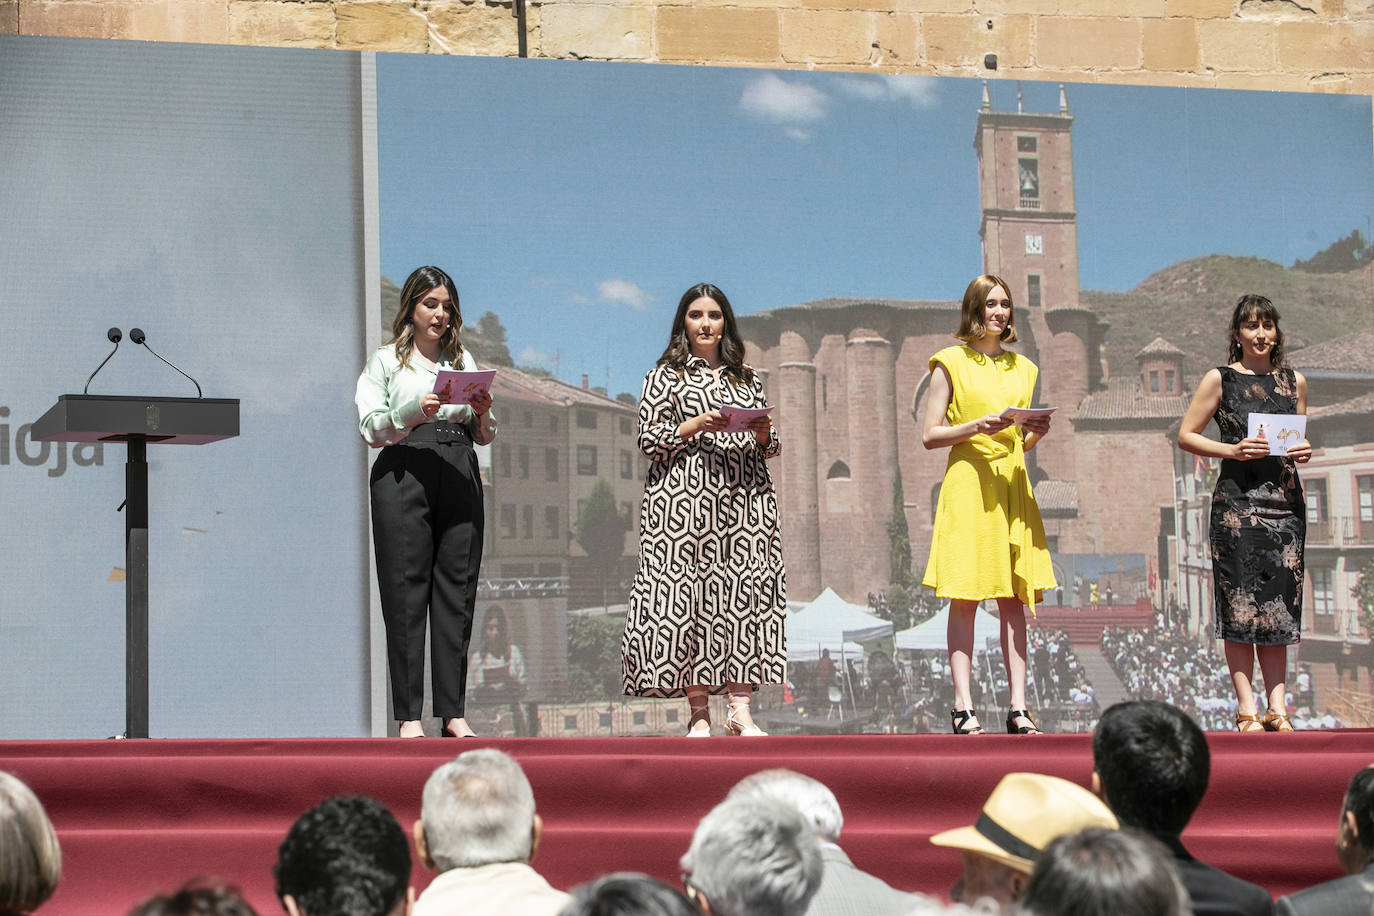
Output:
(738, 85), (1188, 605)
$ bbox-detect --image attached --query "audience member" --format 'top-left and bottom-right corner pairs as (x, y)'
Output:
(1101, 628), (1235, 730)
(725, 768), (923, 915)
(559, 873), (696, 916)
(412, 748), (568, 916)
(128, 880), (259, 916)
(1275, 765), (1374, 915)
(680, 796), (823, 916)
(0, 770), (61, 915)
(274, 795), (412, 916)
(1016, 827), (1190, 916)
(929, 772), (1117, 911)
(1091, 700), (1273, 916)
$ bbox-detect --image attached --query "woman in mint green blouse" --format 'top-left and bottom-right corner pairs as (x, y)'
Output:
(356, 266), (496, 738)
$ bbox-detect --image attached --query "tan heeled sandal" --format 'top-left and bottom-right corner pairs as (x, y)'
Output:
(1262, 711), (1295, 732)
(1235, 712), (1264, 733)
(726, 698), (767, 736)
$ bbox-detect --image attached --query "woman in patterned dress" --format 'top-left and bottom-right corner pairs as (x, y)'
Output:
(1179, 294), (1310, 732)
(620, 283), (784, 737)
(922, 275), (1057, 735)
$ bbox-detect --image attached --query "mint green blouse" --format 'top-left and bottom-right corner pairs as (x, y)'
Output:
(355, 345), (496, 447)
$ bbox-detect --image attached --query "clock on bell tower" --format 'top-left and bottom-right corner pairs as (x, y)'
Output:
(974, 81), (1079, 313)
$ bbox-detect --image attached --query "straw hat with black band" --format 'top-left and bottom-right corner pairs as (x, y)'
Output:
(930, 772), (1119, 872)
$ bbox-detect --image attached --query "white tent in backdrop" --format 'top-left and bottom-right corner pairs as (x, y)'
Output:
(786, 587), (893, 662)
(896, 603), (1003, 652)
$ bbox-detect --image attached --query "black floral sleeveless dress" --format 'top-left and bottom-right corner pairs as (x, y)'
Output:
(1209, 366), (1305, 646)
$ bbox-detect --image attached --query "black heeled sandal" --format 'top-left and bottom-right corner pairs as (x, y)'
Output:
(1006, 709), (1041, 735)
(951, 708), (984, 735)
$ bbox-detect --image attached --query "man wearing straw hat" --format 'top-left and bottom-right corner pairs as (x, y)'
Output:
(929, 772), (1118, 910)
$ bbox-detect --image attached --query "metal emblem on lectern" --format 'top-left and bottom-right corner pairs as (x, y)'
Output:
(146, 405), (159, 431)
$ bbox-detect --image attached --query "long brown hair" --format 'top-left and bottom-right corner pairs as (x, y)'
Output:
(391, 266), (464, 369)
(954, 274), (1019, 344)
(656, 282), (754, 387)
(1226, 293), (1286, 367)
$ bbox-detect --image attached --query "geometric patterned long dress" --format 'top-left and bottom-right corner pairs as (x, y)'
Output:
(621, 356), (787, 697)
(1209, 365), (1305, 646)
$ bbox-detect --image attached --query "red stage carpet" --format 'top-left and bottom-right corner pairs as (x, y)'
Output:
(3, 732), (1368, 915)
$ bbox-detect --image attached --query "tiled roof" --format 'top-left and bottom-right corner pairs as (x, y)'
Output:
(490, 367), (565, 406)
(491, 365), (633, 411)
(1309, 391), (1374, 420)
(491, 368), (635, 412)
(1290, 331), (1374, 373)
(1136, 337), (1185, 358)
(530, 374), (634, 411)
(1033, 479), (1079, 513)
(1075, 377), (1188, 422)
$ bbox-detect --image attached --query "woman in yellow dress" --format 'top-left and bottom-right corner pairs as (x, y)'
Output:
(922, 275), (1057, 735)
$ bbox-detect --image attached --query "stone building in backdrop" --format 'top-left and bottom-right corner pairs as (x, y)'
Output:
(738, 84), (1188, 604)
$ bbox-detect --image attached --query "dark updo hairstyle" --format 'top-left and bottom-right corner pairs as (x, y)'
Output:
(656, 283), (754, 388)
(391, 265), (464, 369)
(1226, 293), (1285, 367)
(954, 274), (1018, 344)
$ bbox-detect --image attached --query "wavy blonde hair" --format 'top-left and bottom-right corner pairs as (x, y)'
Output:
(391, 266), (464, 369)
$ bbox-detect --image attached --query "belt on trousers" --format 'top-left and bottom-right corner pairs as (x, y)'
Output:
(405, 421), (472, 445)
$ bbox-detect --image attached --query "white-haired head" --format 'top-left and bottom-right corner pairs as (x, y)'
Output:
(680, 796), (823, 916)
(420, 749), (537, 871)
(726, 769), (843, 843)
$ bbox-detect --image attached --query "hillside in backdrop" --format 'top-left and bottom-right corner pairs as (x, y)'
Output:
(1083, 254), (1374, 384)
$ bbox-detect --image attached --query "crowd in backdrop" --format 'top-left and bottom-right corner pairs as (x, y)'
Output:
(6, 701), (1374, 916)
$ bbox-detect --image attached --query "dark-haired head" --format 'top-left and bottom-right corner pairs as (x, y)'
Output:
(1017, 828), (1189, 916)
(1227, 293), (1285, 367)
(392, 266), (463, 369)
(955, 274), (1019, 344)
(559, 873), (696, 916)
(1341, 766), (1374, 872)
(480, 605), (511, 660)
(1091, 701), (1208, 838)
(656, 283), (754, 387)
(128, 881), (259, 916)
(274, 795), (411, 916)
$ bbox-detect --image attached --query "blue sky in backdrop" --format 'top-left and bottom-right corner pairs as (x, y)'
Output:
(378, 57), (1373, 399)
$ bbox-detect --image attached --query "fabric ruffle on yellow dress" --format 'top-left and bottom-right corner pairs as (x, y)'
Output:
(921, 344), (1057, 611)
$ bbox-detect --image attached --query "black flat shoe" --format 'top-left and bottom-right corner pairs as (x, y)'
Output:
(951, 708), (984, 735)
(1006, 709), (1041, 735)
(441, 721), (478, 738)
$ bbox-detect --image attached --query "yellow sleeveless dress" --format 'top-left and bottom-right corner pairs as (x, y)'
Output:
(921, 345), (1056, 609)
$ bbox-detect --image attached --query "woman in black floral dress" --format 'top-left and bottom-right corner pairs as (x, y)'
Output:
(1179, 294), (1311, 732)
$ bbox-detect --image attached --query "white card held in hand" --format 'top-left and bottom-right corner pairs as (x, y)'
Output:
(1247, 412), (1306, 456)
(999, 406), (1058, 426)
(433, 369), (497, 405)
(719, 405), (774, 433)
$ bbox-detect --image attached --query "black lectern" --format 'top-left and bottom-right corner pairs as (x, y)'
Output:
(34, 395), (240, 738)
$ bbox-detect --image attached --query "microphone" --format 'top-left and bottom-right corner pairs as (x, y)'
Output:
(129, 328), (204, 398)
(83, 328), (123, 395)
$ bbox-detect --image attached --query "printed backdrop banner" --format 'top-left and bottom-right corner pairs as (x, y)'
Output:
(2, 35), (1372, 738)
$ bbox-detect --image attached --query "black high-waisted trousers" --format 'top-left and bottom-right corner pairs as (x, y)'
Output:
(369, 422), (484, 721)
